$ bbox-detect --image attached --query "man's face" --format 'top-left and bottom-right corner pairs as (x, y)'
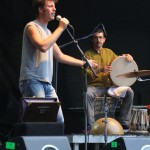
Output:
(40, 0), (56, 21)
(91, 32), (106, 49)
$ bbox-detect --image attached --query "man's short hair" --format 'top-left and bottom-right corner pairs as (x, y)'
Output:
(33, 0), (58, 17)
(90, 28), (106, 38)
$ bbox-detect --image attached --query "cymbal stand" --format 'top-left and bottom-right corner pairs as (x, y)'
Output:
(103, 95), (108, 146)
(138, 78), (150, 82)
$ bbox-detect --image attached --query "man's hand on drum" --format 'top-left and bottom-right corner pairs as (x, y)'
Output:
(94, 65), (112, 75)
(122, 54), (133, 61)
(103, 65), (112, 74)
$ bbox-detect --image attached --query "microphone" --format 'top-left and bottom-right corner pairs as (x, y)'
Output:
(56, 15), (73, 28)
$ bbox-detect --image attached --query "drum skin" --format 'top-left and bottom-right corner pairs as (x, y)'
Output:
(110, 56), (138, 86)
(90, 117), (124, 135)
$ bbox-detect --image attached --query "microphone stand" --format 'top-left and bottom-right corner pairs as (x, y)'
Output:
(65, 28), (96, 75)
(59, 23), (104, 49)
(65, 28), (97, 150)
(59, 34), (92, 49)
(103, 95), (108, 146)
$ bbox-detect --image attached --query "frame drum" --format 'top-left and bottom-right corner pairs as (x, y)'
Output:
(110, 56), (138, 86)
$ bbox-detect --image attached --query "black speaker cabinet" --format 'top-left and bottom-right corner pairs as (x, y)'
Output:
(102, 136), (150, 150)
(0, 136), (71, 150)
(16, 97), (64, 136)
(15, 122), (64, 136)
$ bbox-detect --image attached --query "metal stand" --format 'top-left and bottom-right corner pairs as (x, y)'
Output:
(103, 95), (108, 146)
(138, 78), (150, 82)
(64, 27), (97, 150)
(83, 68), (88, 150)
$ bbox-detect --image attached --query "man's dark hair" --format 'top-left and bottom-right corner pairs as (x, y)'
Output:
(90, 28), (106, 38)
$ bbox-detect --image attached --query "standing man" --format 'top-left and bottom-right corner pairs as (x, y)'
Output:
(84, 28), (134, 131)
(19, 0), (97, 123)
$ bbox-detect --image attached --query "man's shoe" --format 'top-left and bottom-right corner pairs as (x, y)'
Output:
(121, 124), (129, 130)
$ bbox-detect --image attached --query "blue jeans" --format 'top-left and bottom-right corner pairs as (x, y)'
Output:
(19, 79), (64, 123)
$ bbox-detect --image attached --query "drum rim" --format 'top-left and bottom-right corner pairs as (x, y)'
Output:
(110, 56), (139, 86)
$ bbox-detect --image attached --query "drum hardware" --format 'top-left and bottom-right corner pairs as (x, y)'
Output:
(138, 77), (150, 82)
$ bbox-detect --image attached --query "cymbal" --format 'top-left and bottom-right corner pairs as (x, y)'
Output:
(116, 70), (150, 78)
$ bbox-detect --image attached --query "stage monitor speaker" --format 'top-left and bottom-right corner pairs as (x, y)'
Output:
(102, 136), (150, 150)
(0, 136), (71, 150)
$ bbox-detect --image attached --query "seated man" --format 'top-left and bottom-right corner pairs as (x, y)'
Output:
(84, 28), (134, 130)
